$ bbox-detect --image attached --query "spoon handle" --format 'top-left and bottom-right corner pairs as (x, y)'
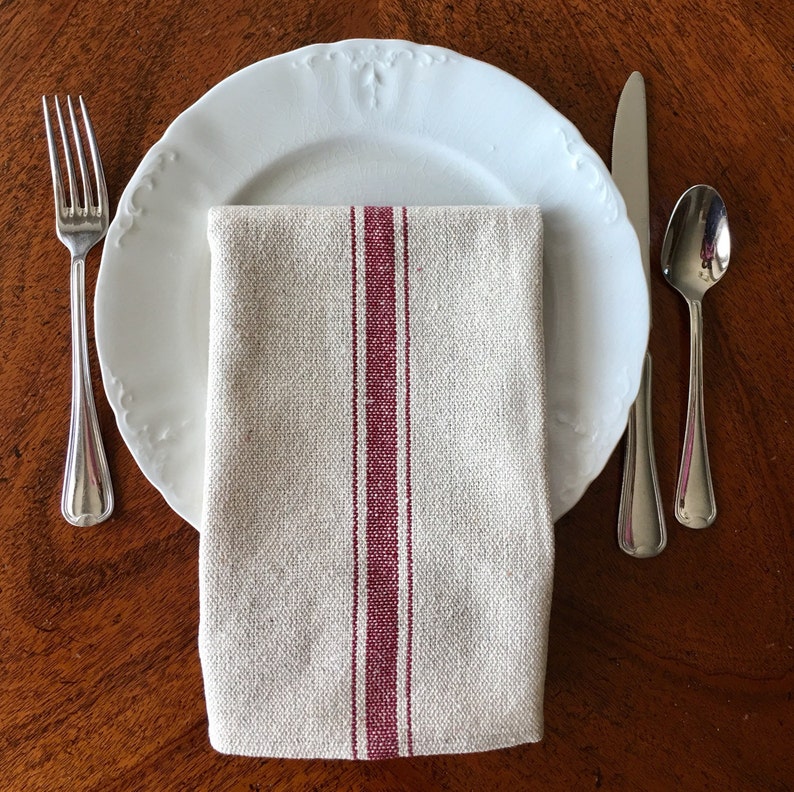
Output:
(618, 352), (667, 556)
(676, 299), (717, 528)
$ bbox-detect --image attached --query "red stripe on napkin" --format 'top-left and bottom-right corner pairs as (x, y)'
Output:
(401, 206), (415, 756)
(349, 206), (361, 760)
(363, 206), (400, 759)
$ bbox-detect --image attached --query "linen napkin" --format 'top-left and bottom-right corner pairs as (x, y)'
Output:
(200, 204), (554, 760)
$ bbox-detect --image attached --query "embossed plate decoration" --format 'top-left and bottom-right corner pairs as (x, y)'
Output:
(95, 39), (648, 526)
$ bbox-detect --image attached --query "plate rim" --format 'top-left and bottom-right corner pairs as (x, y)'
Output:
(96, 38), (648, 526)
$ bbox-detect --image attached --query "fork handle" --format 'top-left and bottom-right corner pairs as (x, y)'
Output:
(62, 255), (114, 526)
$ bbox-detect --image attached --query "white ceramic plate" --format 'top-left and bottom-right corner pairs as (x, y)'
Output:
(95, 39), (648, 526)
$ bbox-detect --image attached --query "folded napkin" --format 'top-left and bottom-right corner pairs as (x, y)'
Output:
(200, 204), (554, 760)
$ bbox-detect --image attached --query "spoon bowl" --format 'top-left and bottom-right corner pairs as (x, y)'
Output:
(662, 185), (730, 301)
(661, 185), (730, 528)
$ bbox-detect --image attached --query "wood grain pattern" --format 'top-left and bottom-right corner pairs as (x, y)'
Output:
(1, 0), (791, 789)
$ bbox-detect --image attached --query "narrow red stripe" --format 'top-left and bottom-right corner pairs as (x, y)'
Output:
(363, 205), (400, 759)
(401, 207), (415, 756)
(349, 206), (360, 761)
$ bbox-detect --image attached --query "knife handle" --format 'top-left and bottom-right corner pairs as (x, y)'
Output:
(618, 352), (667, 557)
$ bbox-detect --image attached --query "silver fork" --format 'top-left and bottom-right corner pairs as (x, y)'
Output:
(43, 95), (114, 526)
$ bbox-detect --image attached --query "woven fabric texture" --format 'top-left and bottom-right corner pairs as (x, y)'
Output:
(200, 204), (554, 759)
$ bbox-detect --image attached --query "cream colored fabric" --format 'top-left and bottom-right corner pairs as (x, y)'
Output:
(200, 204), (554, 760)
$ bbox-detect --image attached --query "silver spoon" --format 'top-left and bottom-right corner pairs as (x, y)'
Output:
(662, 185), (730, 528)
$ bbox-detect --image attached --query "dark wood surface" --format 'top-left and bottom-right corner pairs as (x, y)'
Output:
(1, 1), (791, 789)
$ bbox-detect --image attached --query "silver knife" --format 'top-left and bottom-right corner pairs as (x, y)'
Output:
(612, 72), (667, 558)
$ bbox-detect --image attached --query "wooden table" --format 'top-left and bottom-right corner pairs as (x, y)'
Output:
(2, 1), (791, 789)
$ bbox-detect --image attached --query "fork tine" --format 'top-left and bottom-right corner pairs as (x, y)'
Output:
(67, 96), (92, 211)
(42, 96), (66, 213)
(79, 96), (107, 216)
(54, 96), (78, 212)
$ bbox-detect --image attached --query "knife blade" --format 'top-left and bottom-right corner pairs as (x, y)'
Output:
(612, 72), (667, 558)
